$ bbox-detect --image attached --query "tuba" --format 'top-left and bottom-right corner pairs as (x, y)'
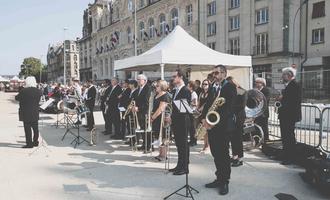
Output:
(195, 97), (225, 139)
(244, 89), (267, 147)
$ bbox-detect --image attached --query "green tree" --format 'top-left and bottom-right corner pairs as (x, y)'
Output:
(19, 57), (44, 82)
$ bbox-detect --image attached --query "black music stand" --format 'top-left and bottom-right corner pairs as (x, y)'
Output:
(61, 110), (89, 148)
(164, 99), (199, 200)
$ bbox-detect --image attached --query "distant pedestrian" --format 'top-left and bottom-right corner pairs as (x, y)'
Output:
(15, 76), (42, 148)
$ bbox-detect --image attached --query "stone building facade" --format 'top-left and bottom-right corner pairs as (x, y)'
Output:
(79, 0), (199, 81)
(47, 40), (80, 84)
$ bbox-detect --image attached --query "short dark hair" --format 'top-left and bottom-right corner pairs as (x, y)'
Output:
(195, 80), (201, 86)
(175, 69), (185, 79)
(104, 79), (111, 84)
(128, 79), (138, 88)
(214, 65), (227, 74)
(87, 79), (93, 84)
(124, 79), (129, 84)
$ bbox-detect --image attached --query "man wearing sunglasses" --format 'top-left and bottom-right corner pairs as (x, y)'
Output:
(169, 69), (192, 175)
(201, 65), (237, 195)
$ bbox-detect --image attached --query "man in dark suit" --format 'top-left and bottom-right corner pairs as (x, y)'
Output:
(168, 69), (192, 175)
(100, 79), (112, 135)
(85, 80), (97, 131)
(201, 65), (237, 195)
(133, 74), (151, 151)
(106, 77), (122, 139)
(124, 80), (139, 145)
(118, 80), (131, 139)
(278, 68), (302, 165)
(254, 77), (270, 141)
(15, 76), (42, 148)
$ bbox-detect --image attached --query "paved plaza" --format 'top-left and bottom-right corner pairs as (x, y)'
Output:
(0, 92), (328, 200)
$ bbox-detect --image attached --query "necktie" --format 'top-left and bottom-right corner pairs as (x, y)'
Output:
(174, 88), (179, 99)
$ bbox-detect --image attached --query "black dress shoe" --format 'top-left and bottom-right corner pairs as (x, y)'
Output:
(231, 159), (243, 167)
(83, 125), (88, 128)
(205, 179), (221, 188)
(33, 141), (39, 147)
(173, 169), (188, 175)
(281, 160), (292, 165)
(219, 183), (229, 195)
(22, 145), (33, 148)
(168, 167), (178, 172)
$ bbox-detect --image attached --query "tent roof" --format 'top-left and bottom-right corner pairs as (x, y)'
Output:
(114, 26), (252, 71)
(0, 76), (9, 82)
(11, 76), (20, 81)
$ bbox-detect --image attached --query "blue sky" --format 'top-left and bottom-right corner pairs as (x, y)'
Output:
(0, 0), (93, 75)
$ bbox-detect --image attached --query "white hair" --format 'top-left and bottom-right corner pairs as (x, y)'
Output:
(282, 67), (296, 77)
(25, 76), (37, 88)
(137, 74), (148, 81)
(255, 77), (266, 86)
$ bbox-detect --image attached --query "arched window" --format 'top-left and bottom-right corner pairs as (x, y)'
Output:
(148, 18), (155, 38)
(139, 22), (145, 40)
(127, 26), (132, 43)
(105, 36), (108, 50)
(171, 8), (179, 29)
(159, 14), (166, 35)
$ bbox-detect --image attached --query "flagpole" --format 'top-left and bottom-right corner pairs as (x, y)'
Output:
(134, 0), (137, 57)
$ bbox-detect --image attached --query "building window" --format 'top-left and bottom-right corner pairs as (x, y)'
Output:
(159, 14), (166, 35)
(186, 4), (193, 26)
(229, 15), (240, 30)
(171, 8), (179, 29)
(139, 22), (145, 40)
(207, 22), (216, 36)
(105, 58), (109, 76)
(148, 18), (155, 38)
(312, 28), (325, 44)
(256, 8), (269, 24)
(256, 33), (268, 55)
(100, 60), (104, 76)
(208, 42), (216, 50)
(312, 1), (325, 19)
(207, 1), (216, 16)
(229, 38), (240, 55)
(140, 0), (145, 8)
(127, 27), (132, 43)
(230, 0), (240, 9)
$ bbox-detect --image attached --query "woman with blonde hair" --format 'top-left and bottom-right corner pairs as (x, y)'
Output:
(150, 80), (171, 161)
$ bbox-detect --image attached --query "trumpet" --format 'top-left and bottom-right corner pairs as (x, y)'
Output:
(274, 101), (282, 114)
(123, 100), (134, 120)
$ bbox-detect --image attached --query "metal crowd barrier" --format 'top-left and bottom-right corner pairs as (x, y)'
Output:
(268, 104), (327, 149)
(321, 107), (330, 153)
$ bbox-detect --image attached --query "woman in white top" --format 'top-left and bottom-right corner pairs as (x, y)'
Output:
(188, 81), (198, 146)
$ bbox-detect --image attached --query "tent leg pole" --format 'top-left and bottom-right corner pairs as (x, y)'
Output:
(160, 64), (165, 80)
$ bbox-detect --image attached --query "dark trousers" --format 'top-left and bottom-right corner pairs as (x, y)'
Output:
(280, 118), (296, 161)
(120, 113), (129, 138)
(172, 114), (190, 171)
(109, 110), (121, 136)
(87, 106), (94, 129)
(23, 121), (39, 146)
(102, 107), (110, 132)
(255, 116), (269, 141)
(208, 127), (231, 184)
(230, 124), (244, 158)
(189, 114), (197, 144)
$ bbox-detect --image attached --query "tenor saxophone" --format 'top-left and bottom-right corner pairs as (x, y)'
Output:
(195, 97), (225, 139)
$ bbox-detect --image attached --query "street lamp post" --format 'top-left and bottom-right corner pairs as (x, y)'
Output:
(63, 27), (68, 85)
(292, 0), (308, 66)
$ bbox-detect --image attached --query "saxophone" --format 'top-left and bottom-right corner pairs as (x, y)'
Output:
(195, 97), (225, 139)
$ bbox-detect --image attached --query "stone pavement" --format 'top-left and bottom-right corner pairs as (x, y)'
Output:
(0, 91), (328, 200)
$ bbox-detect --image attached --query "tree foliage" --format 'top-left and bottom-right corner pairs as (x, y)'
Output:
(19, 57), (45, 82)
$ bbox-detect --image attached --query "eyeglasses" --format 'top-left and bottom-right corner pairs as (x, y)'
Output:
(212, 71), (220, 75)
(202, 83), (209, 86)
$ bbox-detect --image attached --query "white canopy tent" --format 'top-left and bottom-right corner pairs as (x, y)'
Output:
(115, 26), (253, 89)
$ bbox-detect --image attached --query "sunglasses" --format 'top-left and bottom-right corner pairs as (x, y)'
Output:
(202, 83), (209, 86)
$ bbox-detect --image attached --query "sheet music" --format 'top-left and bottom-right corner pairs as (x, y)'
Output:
(173, 99), (193, 114)
(40, 99), (55, 110)
(118, 107), (126, 112)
